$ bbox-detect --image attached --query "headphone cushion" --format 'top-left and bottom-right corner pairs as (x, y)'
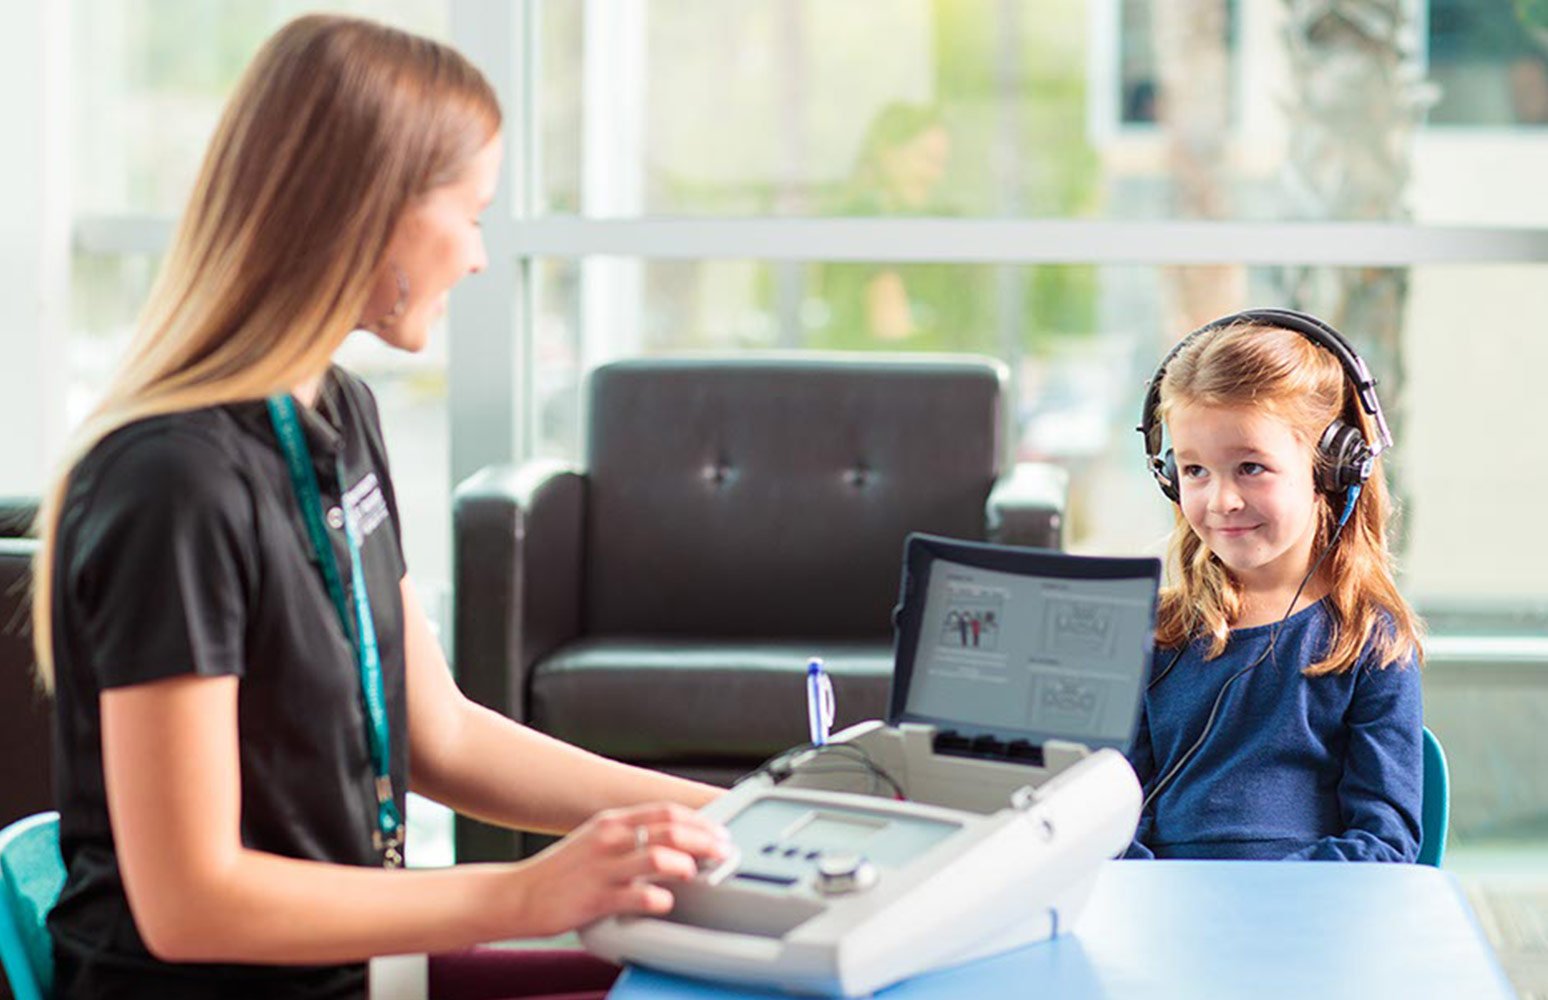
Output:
(1157, 449), (1180, 503)
(1316, 421), (1371, 494)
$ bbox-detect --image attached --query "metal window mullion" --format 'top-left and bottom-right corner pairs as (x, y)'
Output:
(501, 218), (1548, 265)
(515, 0), (540, 461)
(579, 0), (647, 370)
(74, 215), (1548, 266)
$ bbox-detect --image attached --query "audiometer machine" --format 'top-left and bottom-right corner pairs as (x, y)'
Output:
(582, 535), (1162, 997)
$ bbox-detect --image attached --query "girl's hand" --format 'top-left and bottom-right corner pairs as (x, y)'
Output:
(504, 802), (732, 938)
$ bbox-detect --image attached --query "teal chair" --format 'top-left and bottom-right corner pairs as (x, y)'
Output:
(1418, 727), (1450, 867)
(0, 812), (63, 1000)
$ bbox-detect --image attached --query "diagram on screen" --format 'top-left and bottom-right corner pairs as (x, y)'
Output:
(939, 598), (1002, 651)
(1031, 675), (1104, 730)
(1043, 598), (1117, 658)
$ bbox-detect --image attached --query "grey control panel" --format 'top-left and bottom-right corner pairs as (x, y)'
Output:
(724, 796), (961, 893)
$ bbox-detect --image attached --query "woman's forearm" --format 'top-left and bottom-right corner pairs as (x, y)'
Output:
(141, 797), (727, 964)
(140, 851), (517, 964)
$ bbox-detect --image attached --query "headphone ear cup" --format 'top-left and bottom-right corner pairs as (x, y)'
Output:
(1156, 449), (1181, 504)
(1316, 421), (1372, 495)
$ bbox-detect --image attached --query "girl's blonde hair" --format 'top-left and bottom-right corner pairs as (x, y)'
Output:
(32, 15), (500, 690)
(1153, 320), (1424, 675)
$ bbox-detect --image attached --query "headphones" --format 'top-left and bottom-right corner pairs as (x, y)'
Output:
(1137, 308), (1394, 505)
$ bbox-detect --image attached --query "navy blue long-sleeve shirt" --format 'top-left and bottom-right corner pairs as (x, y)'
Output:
(1125, 599), (1422, 862)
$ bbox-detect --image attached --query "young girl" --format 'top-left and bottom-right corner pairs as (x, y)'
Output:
(37, 16), (727, 1000)
(1126, 311), (1424, 862)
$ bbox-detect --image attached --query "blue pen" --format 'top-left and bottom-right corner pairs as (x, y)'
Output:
(806, 658), (835, 746)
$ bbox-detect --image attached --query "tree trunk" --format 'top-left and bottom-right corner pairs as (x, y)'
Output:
(1276, 0), (1432, 551)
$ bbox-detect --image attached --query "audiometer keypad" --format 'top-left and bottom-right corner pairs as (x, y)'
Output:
(722, 797), (960, 895)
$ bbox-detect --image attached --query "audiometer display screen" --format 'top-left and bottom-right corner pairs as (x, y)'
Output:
(787, 812), (887, 851)
(897, 546), (1158, 752)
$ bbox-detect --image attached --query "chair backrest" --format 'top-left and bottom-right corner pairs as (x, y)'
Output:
(583, 355), (1006, 638)
(1418, 726), (1449, 867)
(0, 812), (63, 1000)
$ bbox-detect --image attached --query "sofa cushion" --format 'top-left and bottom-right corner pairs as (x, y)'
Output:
(530, 639), (894, 763)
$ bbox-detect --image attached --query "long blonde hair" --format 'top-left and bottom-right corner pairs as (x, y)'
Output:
(1153, 320), (1424, 675)
(33, 15), (500, 689)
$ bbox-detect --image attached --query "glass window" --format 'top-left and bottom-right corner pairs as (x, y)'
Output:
(73, 0), (447, 215)
(1116, 0), (1239, 127)
(530, 254), (1548, 621)
(68, 250), (160, 428)
(1428, 0), (1548, 125)
(536, 0), (1548, 225)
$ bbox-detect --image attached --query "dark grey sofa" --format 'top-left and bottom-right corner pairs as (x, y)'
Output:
(450, 355), (1067, 861)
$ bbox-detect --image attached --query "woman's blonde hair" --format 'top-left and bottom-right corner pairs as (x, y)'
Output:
(1153, 320), (1424, 675)
(32, 15), (500, 689)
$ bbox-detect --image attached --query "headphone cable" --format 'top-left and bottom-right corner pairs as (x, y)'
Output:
(1139, 486), (1360, 813)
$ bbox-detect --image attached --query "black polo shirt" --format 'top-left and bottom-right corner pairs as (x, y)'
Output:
(48, 367), (409, 999)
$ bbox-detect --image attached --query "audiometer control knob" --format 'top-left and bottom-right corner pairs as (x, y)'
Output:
(814, 853), (878, 895)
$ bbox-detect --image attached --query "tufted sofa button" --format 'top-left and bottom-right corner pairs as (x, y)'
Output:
(845, 464), (871, 488)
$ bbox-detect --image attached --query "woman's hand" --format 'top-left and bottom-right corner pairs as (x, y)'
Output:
(504, 802), (732, 939)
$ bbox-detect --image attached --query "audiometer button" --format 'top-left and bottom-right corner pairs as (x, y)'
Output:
(814, 853), (878, 895)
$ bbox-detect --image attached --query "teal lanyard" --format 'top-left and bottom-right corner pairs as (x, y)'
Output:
(266, 394), (403, 867)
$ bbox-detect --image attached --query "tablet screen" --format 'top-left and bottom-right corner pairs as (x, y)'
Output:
(890, 537), (1160, 753)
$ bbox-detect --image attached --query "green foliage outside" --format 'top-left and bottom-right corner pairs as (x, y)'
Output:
(803, 0), (1100, 358)
(1517, 0), (1548, 31)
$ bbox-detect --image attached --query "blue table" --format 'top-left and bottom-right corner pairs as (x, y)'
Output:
(607, 860), (1514, 999)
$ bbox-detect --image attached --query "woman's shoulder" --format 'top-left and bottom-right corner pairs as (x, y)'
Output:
(83, 407), (245, 477)
(69, 407), (257, 518)
(325, 364), (381, 413)
(322, 365), (388, 440)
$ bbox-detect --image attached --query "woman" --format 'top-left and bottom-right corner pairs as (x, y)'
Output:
(36, 15), (726, 999)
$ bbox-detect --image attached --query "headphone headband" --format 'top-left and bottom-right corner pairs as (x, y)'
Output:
(1137, 308), (1395, 501)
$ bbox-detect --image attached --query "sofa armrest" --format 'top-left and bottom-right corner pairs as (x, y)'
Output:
(985, 462), (1068, 550)
(452, 461), (585, 725)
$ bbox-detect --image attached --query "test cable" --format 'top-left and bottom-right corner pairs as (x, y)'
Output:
(738, 741), (907, 800)
(1140, 485), (1361, 812)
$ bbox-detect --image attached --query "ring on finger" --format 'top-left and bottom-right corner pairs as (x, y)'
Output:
(633, 825), (649, 851)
